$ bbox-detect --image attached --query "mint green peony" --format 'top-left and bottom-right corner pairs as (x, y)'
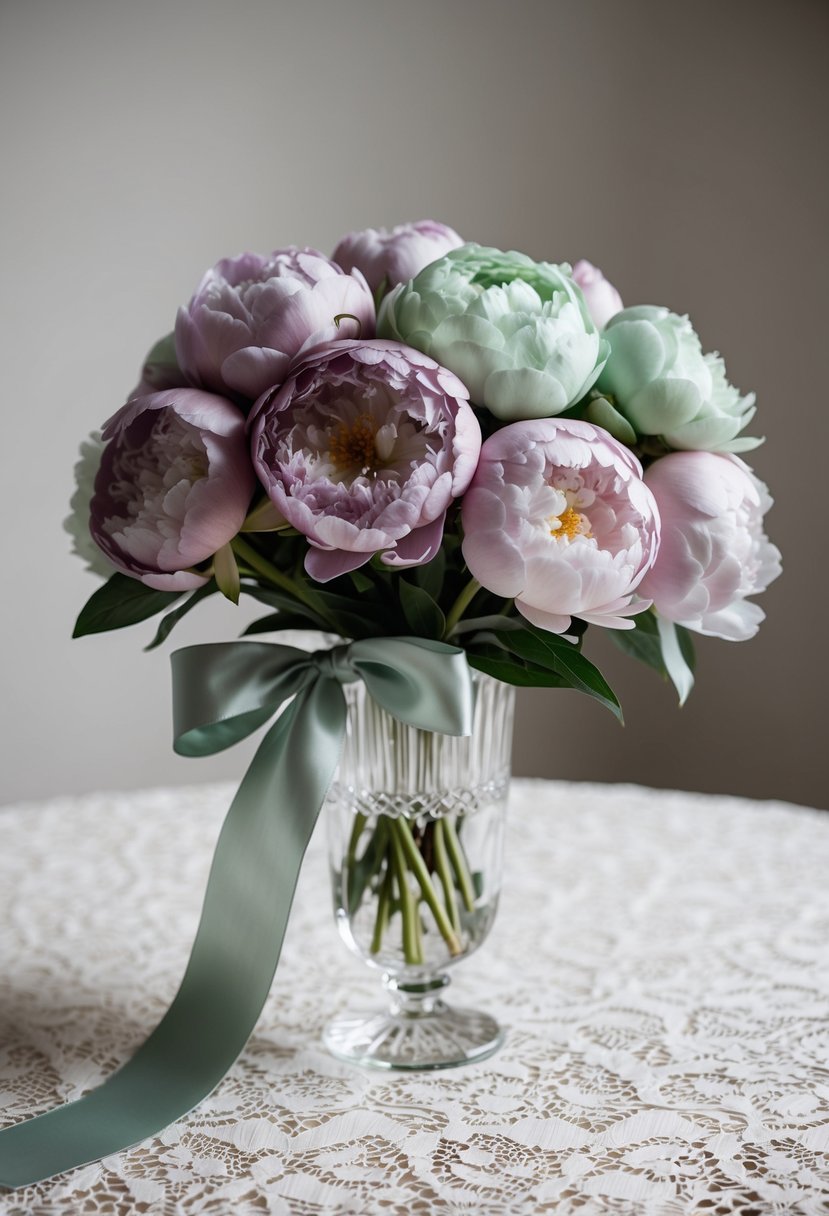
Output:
(596, 305), (761, 453)
(378, 244), (608, 421)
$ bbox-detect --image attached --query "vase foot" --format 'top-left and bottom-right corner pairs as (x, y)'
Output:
(323, 981), (504, 1071)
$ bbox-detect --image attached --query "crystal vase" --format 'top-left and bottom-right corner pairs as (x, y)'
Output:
(323, 671), (515, 1070)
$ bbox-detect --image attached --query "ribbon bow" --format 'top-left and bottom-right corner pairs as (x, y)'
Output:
(0, 637), (473, 1189)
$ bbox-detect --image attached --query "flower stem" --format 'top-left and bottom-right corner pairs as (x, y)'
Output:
(389, 822), (422, 965)
(433, 819), (461, 933)
(231, 536), (340, 631)
(443, 578), (481, 639)
(347, 812), (367, 869)
(370, 865), (393, 955)
(346, 816), (387, 915)
(443, 818), (476, 913)
(391, 817), (463, 956)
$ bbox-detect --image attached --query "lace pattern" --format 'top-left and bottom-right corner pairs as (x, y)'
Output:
(1, 780), (828, 1214)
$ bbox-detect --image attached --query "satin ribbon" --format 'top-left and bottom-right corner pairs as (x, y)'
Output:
(0, 637), (473, 1189)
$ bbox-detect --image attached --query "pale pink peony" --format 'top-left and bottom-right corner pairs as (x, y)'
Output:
(174, 248), (375, 401)
(332, 220), (463, 294)
(90, 389), (256, 590)
(640, 451), (781, 639)
(461, 418), (660, 633)
(249, 339), (481, 582)
(572, 260), (623, 329)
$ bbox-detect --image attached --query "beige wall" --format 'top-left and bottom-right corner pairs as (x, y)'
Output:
(1, 0), (825, 807)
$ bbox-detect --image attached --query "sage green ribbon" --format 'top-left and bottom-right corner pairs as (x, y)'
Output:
(0, 636), (473, 1189)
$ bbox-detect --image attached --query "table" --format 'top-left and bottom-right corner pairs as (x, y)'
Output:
(1, 779), (828, 1215)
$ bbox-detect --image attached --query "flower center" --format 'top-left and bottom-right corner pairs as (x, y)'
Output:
(550, 504), (592, 542)
(328, 413), (378, 476)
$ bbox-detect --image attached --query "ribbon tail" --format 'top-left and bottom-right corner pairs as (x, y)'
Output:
(0, 675), (347, 1190)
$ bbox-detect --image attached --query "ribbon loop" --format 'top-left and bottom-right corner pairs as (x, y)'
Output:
(171, 641), (316, 757)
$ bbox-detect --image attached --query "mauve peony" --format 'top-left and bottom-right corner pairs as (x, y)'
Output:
(640, 451), (781, 640)
(90, 389), (256, 591)
(332, 220), (464, 294)
(462, 418), (660, 633)
(249, 339), (481, 582)
(597, 305), (761, 453)
(379, 244), (608, 422)
(572, 260), (623, 329)
(174, 248), (375, 401)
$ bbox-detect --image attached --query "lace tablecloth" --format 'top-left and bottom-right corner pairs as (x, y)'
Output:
(1, 779), (828, 1215)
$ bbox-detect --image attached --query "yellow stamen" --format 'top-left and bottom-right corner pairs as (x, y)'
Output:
(551, 505), (591, 541)
(329, 414), (376, 473)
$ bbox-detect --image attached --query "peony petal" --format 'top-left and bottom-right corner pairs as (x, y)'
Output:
(304, 545), (372, 583)
(627, 378), (702, 435)
(381, 512), (446, 568)
(484, 366), (568, 420)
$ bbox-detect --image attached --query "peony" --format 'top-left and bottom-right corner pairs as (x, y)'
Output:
(378, 244), (608, 421)
(572, 260), (623, 329)
(332, 219), (464, 295)
(640, 451), (781, 640)
(249, 339), (481, 583)
(90, 389), (256, 590)
(174, 248), (375, 401)
(461, 418), (660, 633)
(597, 305), (761, 453)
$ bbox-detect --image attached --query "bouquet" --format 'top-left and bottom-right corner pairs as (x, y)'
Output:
(65, 219), (783, 974)
(1, 218), (779, 1189)
(67, 221), (780, 708)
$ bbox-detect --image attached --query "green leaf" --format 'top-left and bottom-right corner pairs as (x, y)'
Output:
(450, 614), (524, 637)
(242, 613), (330, 637)
(466, 653), (569, 687)
(240, 497), (291, 533)
(241, 585), (329, 629)
(608, 610), (666, 675)
(527, 626), (623, 720)
(677, 624), (696, 673)
(486, 624), (623, 721)
(413, 548), (446, 601)
(398, 579), (446, 639)
(213, 543), (240, 604)
(143, 581), (218, 651)
(609, 611), (696, 686)
(144, 331), (177, 366)
(348, 569), (374, 595)
(314, 586), (383, 618)
(73, 574), (182, 638)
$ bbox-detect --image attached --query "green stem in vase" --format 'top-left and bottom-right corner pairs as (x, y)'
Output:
(413, 892), (425, 959)
(433, 819), (461, 934)
(443, 817), (476, 913)
(391, 817), (463, 956)
(347, 812), (367, 865)
(389, 820), (423, 965)
(370, 864), (393, 956)
(347, 816), (387, 915)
